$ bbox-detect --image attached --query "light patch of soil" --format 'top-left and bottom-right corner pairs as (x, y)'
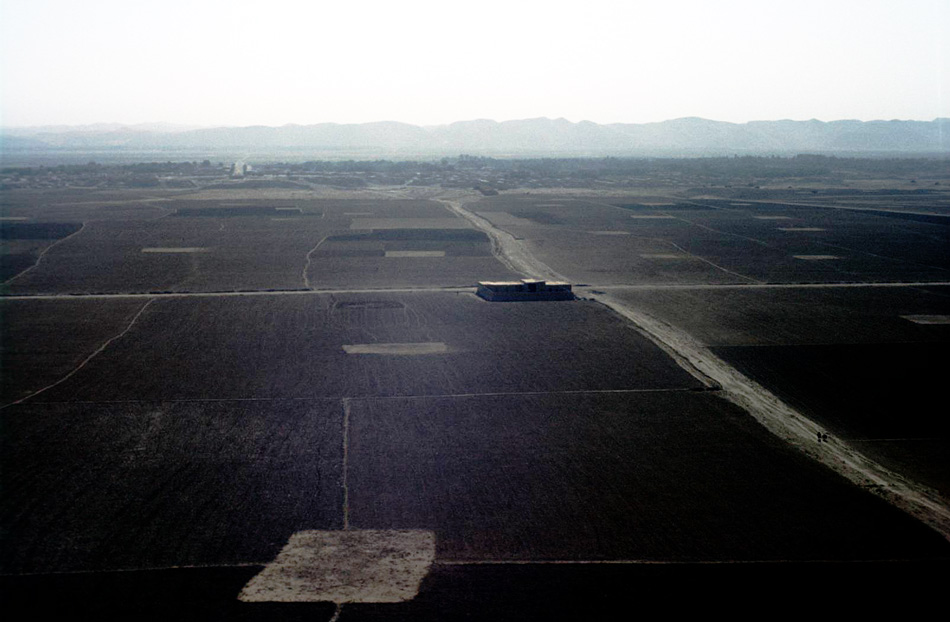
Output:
(239, 530), (436, 603)
(342, 342), (448, 355)
(384, 251), (446, 258)
(141, 247), (210, 253)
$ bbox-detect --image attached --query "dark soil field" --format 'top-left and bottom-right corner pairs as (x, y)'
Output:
(1, 196), (519, 293)
(713, 342), (950, 495)
(475, 195), (950, 285)
(2, 180), (949, 618)
(348, 391), (946, 562)
(19, 293), (702, 403)
(609, 285), (950, 496)
(1, 399), (343, 574)
(0, 298), (150, 403)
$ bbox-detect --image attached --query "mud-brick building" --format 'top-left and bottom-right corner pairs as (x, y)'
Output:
(476, 279), (574, 301)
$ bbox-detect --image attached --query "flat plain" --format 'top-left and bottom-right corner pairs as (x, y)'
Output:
(2, 172), (949, 619)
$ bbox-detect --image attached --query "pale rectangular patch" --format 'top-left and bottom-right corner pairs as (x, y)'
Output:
(239, 530), (436, 603)
(629, 215), (675, 219)
(350, 218), (468, 230)
(588, 231), (631, 235)
(731, 203), (754, 206)
(901, 315), (950, 325)
(793, 255), (839, 260)
(640, 253), (690, 259)
(141, 247), (210, 253)
(753, 216), (793, 220)
(778, 227), (826, 232)
(0, 216), (29, 221)
(343, 342), (448, 355)
(384, 250), (446, 257)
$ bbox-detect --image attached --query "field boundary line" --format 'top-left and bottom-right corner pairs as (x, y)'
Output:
(664, 240), (762, 284)
(435, 557), (950, 565)
(0, 286), (475, 301)
(302, 235), (328, 290)
(585, 281), (950, 291)
(17, 388), (705, 407)
(593, 290), (950, 541)
(2, 221), (87, 286)
(5, 282), (950, 301)
(2, 298), (155, 409)
(724, 198), (950, 219)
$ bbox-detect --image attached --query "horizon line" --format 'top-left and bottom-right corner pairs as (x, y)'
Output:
(4, 116), (949, 132)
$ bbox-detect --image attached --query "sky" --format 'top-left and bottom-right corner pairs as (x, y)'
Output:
(1, 0), (948, 128)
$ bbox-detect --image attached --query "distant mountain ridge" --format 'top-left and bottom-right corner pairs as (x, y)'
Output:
(3, 117), (948, 157)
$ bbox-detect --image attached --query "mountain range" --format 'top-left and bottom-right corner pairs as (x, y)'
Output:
(3, 117), (948, 158)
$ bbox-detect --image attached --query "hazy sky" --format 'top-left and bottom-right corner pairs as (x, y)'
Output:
(2, 0), (947, 128)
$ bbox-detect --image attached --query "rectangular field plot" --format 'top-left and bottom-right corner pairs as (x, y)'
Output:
(0, 400), (343, 574)
(384, 250), (446, 258)
(610, 286), (950, 347)
(141, 247), (210, 253)
(346, 392), (949, 561)
(307, 229), (518, 288)
(342, 342), (448, 355)
(12, 292), (703, 403)
(2, 216), (342, 294)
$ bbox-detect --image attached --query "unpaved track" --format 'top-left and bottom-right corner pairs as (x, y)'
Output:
(439, 192), (950, 541)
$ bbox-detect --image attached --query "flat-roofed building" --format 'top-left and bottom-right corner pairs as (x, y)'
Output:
(476, 279), (574, 301)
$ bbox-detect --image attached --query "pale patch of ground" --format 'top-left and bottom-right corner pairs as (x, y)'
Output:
(384, 251), (446, 258)
(901, 315), (950, 325)
(629, 214), (676, 219)
(588, 231), (631, 235)
(342, 342), (448, 355)
(640, 253), (692, 259)
(793, 255), (839, 260)
(0, 216), (30, 220)
(141, 247), (210, 253)
(239, 530), (436, 603)
(778, 227), (826, 232)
